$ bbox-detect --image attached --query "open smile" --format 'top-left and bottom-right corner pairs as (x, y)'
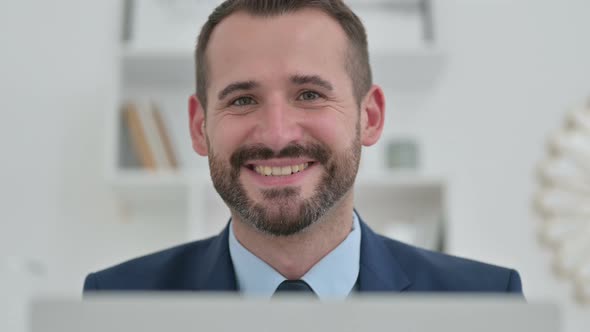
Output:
(243, 159), (317, 186)
(249, 162), (311, 176)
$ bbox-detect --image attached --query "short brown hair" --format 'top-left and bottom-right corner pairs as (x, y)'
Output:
(195, 0), (372, 111)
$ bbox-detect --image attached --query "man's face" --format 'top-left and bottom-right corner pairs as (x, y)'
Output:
(200, 9), (363, 236)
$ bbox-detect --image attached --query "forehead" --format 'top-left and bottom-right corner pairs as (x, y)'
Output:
(205, 8), (351, 92)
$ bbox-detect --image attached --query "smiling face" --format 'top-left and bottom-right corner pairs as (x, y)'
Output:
(189, 9), (381, 236)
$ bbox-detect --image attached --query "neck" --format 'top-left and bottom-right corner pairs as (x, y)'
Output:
(231, 193), (355, 280)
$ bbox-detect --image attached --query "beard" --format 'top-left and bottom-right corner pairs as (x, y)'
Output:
(208, 129), (361, 237)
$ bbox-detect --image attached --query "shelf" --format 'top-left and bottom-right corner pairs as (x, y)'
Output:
(356, 171), (444, 188)
(110, 0), (446, 248)
(111, 168), (442, 187)
(354, 172), (445, 250)
(371, 47), (445, 91)
(109, 169), (445, 249)
(112, 169), (189, 186)
(120, 47), (195, 89)
(109, 168), (443, 203)
(109, 169), (191, 203)
(120, 46), (445, 92)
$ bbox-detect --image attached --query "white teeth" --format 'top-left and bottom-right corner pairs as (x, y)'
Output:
(253, 162), (311, 176)
(281, 166), (291, 175)
(271, 167), (281, 176)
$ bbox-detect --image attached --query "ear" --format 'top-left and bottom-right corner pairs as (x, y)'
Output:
(188, 94), (209, 156)
(360, 85), (386, 146)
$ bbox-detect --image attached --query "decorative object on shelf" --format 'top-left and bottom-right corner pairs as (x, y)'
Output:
(385, 138), (420, 170)
(534, 98), (590, 304)
(121, 101), (178, 171)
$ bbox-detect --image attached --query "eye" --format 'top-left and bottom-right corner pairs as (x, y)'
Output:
(297, 91), (321, 101)
(231, 96), (257, 106)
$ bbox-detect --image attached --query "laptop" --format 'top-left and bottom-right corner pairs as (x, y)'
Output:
(31, 294), (560, 332)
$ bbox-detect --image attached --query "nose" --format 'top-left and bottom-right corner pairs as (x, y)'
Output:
(251, 99), (304, 151)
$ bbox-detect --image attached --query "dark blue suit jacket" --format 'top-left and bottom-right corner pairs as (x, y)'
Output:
(84, 217), (522, 294)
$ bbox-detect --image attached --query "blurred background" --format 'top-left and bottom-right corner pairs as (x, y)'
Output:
(1, 0), (589, 331)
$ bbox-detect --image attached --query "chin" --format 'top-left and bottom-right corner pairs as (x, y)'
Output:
(241, 200), (316, 237)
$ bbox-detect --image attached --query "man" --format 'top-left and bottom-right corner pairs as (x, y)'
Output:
(84, 0), (522, 298)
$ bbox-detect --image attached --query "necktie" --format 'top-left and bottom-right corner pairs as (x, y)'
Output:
(273, 280), (317, 297)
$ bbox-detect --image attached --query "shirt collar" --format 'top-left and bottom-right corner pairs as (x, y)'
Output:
(228, 212), (361, 300)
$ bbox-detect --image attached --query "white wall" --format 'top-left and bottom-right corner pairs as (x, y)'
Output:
(1, 0), (589, 331)
(0, 0), (111, 275)
(385, 1), (590, 330)
(0, 1), (184, 331)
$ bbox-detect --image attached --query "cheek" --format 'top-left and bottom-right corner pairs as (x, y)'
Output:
(207, 119), (251, 155)
(304, 114), (356, 149)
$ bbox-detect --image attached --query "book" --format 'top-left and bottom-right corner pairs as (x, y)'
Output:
(152, 104), (178, 169)
(122, 100), (179, 171)
(123, 102), (157, 170)
(135, 101), (170, 169)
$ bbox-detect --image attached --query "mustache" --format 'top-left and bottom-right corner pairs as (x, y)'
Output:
(230, 142), (330, 169)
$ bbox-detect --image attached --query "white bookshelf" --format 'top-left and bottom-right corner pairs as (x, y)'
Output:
(119, 46), (444, 91)
(107, 0), (448, 251)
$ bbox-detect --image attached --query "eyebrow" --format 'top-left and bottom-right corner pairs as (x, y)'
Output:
(290, 74), (334, 91)
(217, 80), (260, 101)
(216, 75), (333, 101)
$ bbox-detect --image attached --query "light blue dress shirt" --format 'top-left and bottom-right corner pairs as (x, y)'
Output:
(228, 212), (361, 300)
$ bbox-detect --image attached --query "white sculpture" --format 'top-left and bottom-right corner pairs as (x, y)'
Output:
(535, 100), (590, 304)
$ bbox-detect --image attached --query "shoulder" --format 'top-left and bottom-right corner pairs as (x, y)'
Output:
(83, 236), (218, 291)
(377, 234), (522, 293)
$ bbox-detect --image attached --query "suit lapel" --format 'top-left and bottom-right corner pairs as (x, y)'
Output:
(193, 223), (238, 291)
(357, 215), (412, 292)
